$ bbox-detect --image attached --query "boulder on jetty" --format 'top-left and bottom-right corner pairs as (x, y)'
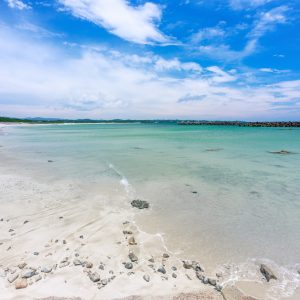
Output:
(131, 199), (149, 209)
(268, 150), (295, 155)
(260, 264), (277, 282)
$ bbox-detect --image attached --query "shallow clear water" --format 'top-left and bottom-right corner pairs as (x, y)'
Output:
(1, 123), (300, 273)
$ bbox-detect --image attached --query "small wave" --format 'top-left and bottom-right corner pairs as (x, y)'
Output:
(218, 258), (300, 299)
(108, 163), (133, 196)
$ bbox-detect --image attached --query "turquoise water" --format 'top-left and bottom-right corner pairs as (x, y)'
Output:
(1, 123), (300, 273)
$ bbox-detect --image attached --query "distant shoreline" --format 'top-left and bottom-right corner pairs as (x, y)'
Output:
(1, 117), (300, 127)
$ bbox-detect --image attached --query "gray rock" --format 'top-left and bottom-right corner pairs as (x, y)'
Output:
(208, 278), (217, 286)
(131, 199), (150, 209)
(41, 267), (52, 273)
(260, 264), (277, 282)
(123, 230), (133, 235)
(196, 271), (204, 281)
(35, 275), (42, 282)
(143, 274), (150, 282)
(157, 266), (166, 274)
(22, 270), (36, 279)
(125, 262), (133, 269)
(163, 253), (170, 258)
(101, 279), (108, 285)
(148, 257), (155, 263)
(171, 266), (177, 271)
(73, 259), (83, 266)
(129, 252), (138, 262)
(128, 236), (137, 245)
(99, 263), (105, 270)
(89, 272), (100, 282)
(33, 252), (39, 256)
(59, 261), (70, 268)
(7, 274), (18, 283)
(202, 276), (209, 284)
(9, 229), (14, 232)
(172, 273), (177, 278)
(215, 284), (223, 292)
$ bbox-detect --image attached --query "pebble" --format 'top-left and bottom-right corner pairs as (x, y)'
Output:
(59, 261), (70, 268)
(163, 253), (170, 258)
(73, 259), (83, 266)
(41, 267), (52, 273)
(157, 266), (166, 274)
(125, 262), (133, 269)
(171, 266), (177, 271)
(182, 260), (193, 269)
(129, 252), (138, 262)
(85, 262), (93, 268)
(128, 236), (137, 245)
(143, 274), (150, 282)
(99, 263), (105, 270)
(88, 272), (100, 282)
(123, 230), (132, 235)
(79, 235), (84, 239)
(23, 220), (29, 224)
(172, 273), (177, 278)
(35, 275), (42, 282)
(18, 262), (27, 269)
(202, 277), (209, 284)
(33, 252), (39, 256)
(101, 279), (108, 285)
(186, 274), (192, 280)
(8, 229), (14, 232)
(22, 270), (36, 279)
(7, 274), (18, 283)
(15, 278), (28, 289)
(148, 257), (155, 263)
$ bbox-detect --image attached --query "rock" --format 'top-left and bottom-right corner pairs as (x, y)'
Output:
(89, 272), (100, 282)
(148, 257), (155, 263)
(101, 279), (108, 285)
(143, 274), (150, 282)
(182, 260), (193, 269)
(79, 235), (84, 239)
(23, 220), (29, 224)
(260, 264), (277, 282)
(7, 274), (18, 283)
(163, 253), (170, 258)
(131, 199), (150, 209)
(22, 270), (36, 278)
(129, 252), (138, 262)
(35, 275), (42, 282)
(85, 262), (93, 268)
(157, 266), (166, 274)
(125, 262), (133, 269)
(15, 278), (28, 289)
(186, 274), (192, 280)
(216, 272), (222, 278)
(268, 150), (295, 155)
(128, 236), (137, 245)
(171, 266), (177, 271)
(41, 267), (52, 273)
(196, 271), (204, 281)
(9, 229), (14, 232)
(33, 252), (39, 256)
(73, 259), (83, 266)
(99, 263), (105, 270)
(172, 273), (177, 278)
(192, 261), (204, 272)
(216, 284), (223, 292)
(59, 261), (70, 268)
(18, 262), (27, 269)
(208, 278), (217, 286)
(202, 277), (209, 284)
(63, 240), (67, 244)
(123, 230), (133, 235)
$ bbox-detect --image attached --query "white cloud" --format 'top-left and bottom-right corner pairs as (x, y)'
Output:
(196, 6), (289, 61)
(191, 26), (225, 43)
(58, 0), (168, 44)
(5, 0), (30, 10)
(0, 24), (299, 120)
(154, 58), (202, 72)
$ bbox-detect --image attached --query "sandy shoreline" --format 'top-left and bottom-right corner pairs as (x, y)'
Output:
(1, 124), (300, 300)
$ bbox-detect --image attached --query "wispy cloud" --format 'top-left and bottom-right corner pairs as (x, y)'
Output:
(229, 0), (274, 10)
(57, 0), (169, 45)
(5, 0), (30, 10)
(196, 6), (289, 61)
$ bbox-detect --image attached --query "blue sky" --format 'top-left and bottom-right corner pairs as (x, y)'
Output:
(0, 0), (300, 120)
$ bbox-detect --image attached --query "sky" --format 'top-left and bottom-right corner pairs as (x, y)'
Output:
(0, 0), (300, 120)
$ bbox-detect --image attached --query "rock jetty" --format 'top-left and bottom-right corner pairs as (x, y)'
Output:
(178, 121), (300, 127)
